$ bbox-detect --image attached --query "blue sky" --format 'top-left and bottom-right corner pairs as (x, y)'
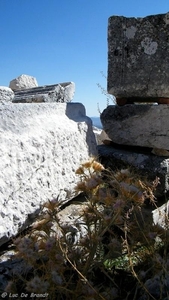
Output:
(0, 1), (168, 116)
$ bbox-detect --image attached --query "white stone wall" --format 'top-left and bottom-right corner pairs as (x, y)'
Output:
(0, 102), (97, 246)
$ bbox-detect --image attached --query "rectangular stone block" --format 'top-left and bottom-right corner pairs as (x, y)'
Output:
(101, 104), (169, 150)
(108, 12), (169, 98)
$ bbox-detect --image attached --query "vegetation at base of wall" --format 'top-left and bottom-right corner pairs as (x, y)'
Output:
(5, 158), (169, 300)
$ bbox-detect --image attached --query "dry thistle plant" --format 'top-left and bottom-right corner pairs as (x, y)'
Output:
(97, 71), (116, 114)
(5, 158), (169, 300)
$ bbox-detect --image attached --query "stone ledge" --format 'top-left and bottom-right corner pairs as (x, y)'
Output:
(101, 104), (169, 149)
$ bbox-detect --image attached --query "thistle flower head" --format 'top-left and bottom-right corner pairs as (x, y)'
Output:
(51, 271), (63, 285)
(45, 237), (56, 251)
(91, 161), (105, 172)
(85, 176), (100, 189)
(26, 276), (49, 293)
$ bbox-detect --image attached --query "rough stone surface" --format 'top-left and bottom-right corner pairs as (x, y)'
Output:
(108, 12), (169, 98)
(98, 144), (169, 196)
(0, 87), (14, 102)
(101, 105), (169, 149)
(9, 74), (38, 90)
(0, 102), (97, 246)
(12, 82), (75, 103)
(93, 127), (111, 145)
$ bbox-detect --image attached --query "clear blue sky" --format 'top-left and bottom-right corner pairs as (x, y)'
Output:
(0, 1), (168, 116)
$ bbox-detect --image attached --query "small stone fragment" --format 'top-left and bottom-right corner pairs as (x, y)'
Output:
(9, 74), (38, 90)
(0, 86), (14, 102)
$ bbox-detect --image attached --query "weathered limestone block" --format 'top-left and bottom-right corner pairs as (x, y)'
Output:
(101, 105), (169, 149)
(0, 102), (97, 246)
(9, 74), (38, 90)
(98, 144), (169, 196)
(0, 86), (14, 102)
(108, 12), (169, 98)
(12, 82), (75, 103)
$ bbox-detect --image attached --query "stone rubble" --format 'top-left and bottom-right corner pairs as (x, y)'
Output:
(12, 82), (75, 103)
(9, 74), (38, 91)
(2, 15), (169, 293)
(0, 87), (14, 103)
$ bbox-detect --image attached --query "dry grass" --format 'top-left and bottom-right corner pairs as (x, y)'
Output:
(5, 158), (169, 300)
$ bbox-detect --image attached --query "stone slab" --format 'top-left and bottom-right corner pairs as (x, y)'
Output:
(12, 82), (75, 103)
(98, 144), (169, 197)
(108, 12), (169, 98)
(101, 104), (169, 149)
(0, 102), (97, 246)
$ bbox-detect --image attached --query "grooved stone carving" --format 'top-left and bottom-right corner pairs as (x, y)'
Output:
(12, 82), (75, 103)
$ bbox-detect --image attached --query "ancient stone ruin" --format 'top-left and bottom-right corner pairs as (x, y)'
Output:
(0, 75), (97, 246)
(99, 12), (169, 199)
(1, 14), (169, 296)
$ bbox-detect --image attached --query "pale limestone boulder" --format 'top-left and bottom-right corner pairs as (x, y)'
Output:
(108, 12), (169, 98)
(9, 74), (38, 90)
(0, 86), (14, 102)
(101, 105), (169, 149)
(0, 102), (97, 246)
(63, 81), (75, 102)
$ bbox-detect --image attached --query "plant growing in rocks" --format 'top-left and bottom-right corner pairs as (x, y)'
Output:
(5, 158), (169, 299)
(97, 71), (116, 114)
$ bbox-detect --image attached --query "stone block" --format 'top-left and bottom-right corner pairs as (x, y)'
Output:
(0, 86), (14, 102)
(101, 105), (169, 149)
(9, 74), (38, 90)
(0, 102), (97, 246)
(108, 12), (169, 98)
(12, 82), (75, 103)
(98, 144), (169, 197)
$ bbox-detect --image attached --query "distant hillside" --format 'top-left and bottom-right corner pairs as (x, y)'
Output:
(90, 117), (103, 129)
